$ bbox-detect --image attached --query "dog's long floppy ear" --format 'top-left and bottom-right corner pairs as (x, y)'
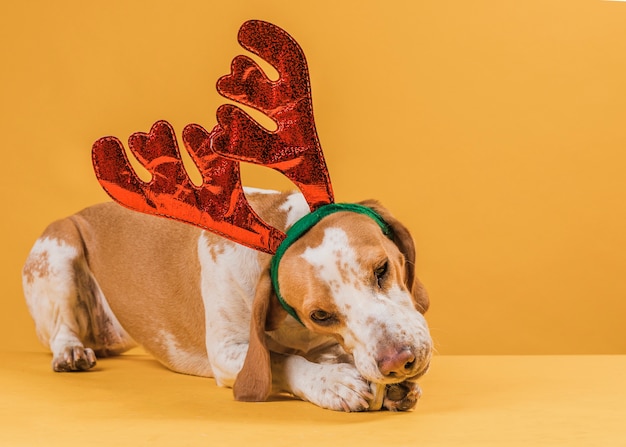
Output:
(359, 200), (430, 313)
(233, 265), (287, 401)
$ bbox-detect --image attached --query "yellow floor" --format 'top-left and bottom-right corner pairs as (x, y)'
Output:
(1, 350), (624, 447)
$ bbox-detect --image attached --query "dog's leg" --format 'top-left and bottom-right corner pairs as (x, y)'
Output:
(271, 354), (374, 412)
(206, 341), (249, 388)
(275, 345), (419, 411)
(23, 233), (96, 371)
(209, 333), (373, 411)
(23, 219), (134, 371)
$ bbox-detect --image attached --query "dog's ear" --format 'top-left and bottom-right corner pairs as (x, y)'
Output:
(233, 265), (287, 401)
(359, 200), (430, 313)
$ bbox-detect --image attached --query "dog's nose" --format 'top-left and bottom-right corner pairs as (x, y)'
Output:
(377, 347), (416, 378)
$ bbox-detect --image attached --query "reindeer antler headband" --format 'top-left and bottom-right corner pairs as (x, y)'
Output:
(92, 20), (391, 324)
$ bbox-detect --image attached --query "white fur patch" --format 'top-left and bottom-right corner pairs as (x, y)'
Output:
(243, 186), (281, 195)
(159, 330), (180, 359)
(301, 228), (361, 296)
(197, 233), (262, 386)
(279, 191), (310, 228)
(23, 237), (78, 284)
(156, 329), (211, 375)
(23, 237), (79, 344)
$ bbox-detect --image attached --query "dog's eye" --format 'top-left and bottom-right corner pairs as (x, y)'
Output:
(374, 261), (388, 288)
(310, 310), (335, 325)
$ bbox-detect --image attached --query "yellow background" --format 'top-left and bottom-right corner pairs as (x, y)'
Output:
(1, 0), (625, 355)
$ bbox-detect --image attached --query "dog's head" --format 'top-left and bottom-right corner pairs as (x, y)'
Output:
(234, 200), (432, 401)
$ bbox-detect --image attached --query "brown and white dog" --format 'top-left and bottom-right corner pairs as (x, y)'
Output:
(22, 188), (432, 411)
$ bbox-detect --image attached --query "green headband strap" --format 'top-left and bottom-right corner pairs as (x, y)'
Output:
(270, 203), (392, 324)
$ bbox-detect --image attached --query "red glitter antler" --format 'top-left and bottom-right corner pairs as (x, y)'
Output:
(213, 20), (334, 210)
(92, 121), (285, 253)
(92, 20), (333, 254)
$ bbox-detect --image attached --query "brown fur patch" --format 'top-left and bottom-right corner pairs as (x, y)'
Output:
(246, 190), (290, 231)
(22, 250), (50, 284)
(209, 244), (226, 263)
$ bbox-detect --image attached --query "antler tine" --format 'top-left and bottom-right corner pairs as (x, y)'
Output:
(212, 20), (334, 211)
(92, 120), (286, 254)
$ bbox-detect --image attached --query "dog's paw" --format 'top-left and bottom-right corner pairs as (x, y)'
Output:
(294, 363), (374, 412)
(382, 381), (422, 411)
(52, 345), (97, 372)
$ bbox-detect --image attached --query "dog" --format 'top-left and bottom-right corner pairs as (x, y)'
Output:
(22, 188), (432, 411)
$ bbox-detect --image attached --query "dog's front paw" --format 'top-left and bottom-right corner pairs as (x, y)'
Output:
(382, 381), (422, 411)
(292, 362), (373, 412)
(52, 345), (97, 372)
